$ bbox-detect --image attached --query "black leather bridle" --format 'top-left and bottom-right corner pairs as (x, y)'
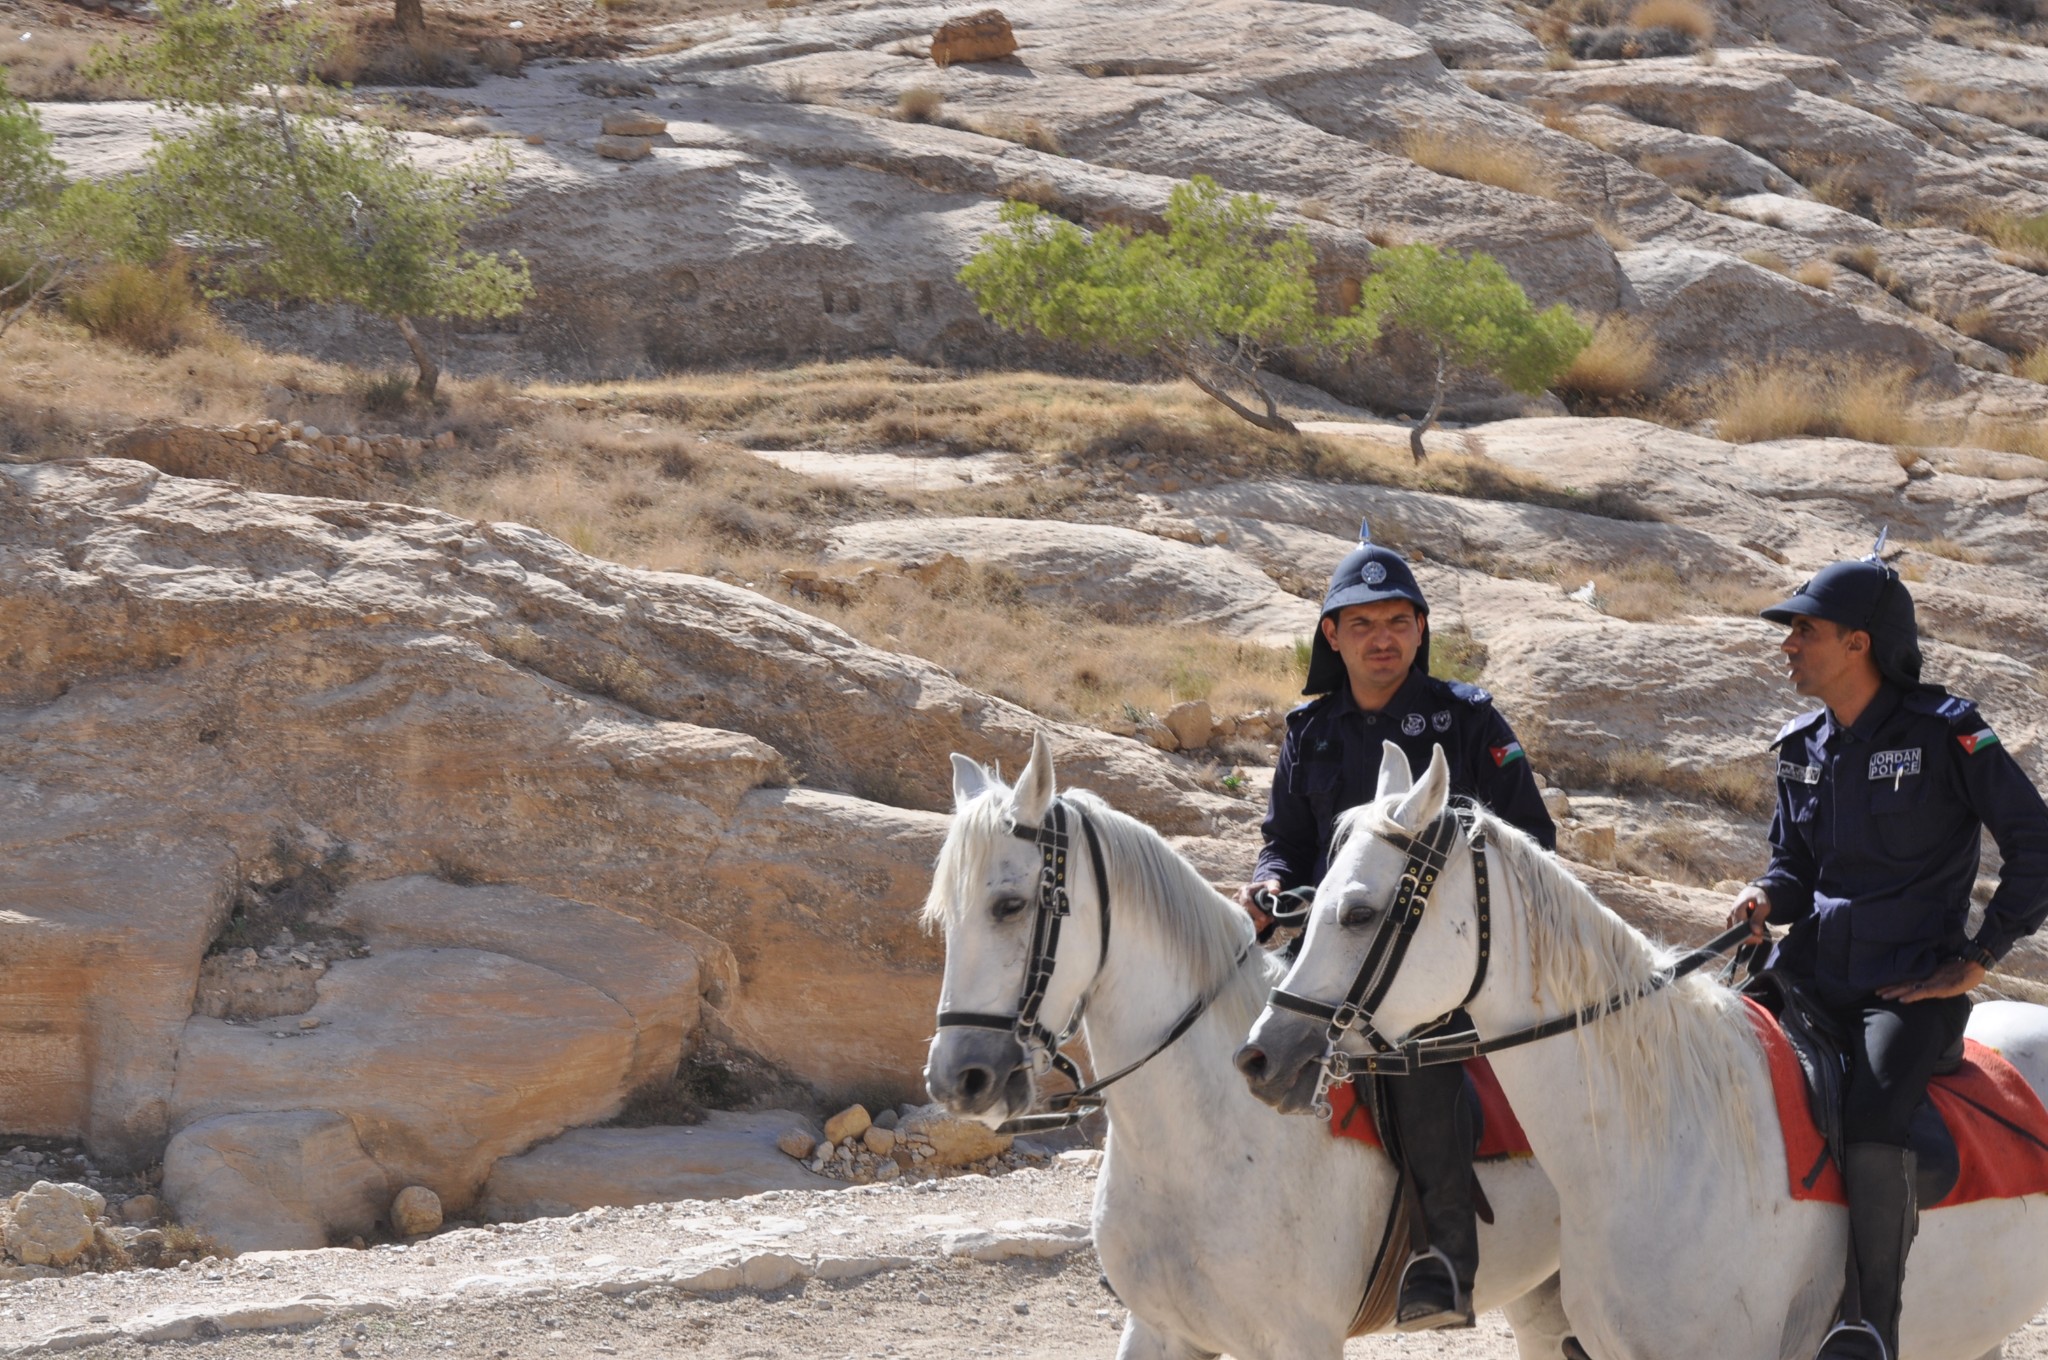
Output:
(934, 796), (1253, 1135)
(1266, 802), (1750, 1117)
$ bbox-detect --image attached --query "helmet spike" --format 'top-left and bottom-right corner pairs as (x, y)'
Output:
(1868, 525), (1889, 560)
(1358, 518), (1372, 545)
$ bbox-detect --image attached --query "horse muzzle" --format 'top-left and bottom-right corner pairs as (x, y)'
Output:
(926, 1028), (1035, 1124)
(1235, 1008), (1330, 1115)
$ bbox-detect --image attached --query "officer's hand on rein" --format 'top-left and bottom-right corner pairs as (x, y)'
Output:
(1728, 885), (1771, 944)
(1237, 879), (1281, 934)
(1878, 958), (1987, 1003)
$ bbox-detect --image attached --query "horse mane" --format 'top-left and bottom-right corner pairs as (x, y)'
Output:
(1344, 800), (1758, 1169)
(924, 784), (1271, 1026)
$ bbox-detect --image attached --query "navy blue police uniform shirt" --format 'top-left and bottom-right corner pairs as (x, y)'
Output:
(1254, 669), (1557, 891)
(1757, 683), (2048, 1005)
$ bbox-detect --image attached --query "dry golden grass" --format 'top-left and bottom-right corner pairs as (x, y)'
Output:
(1402, 128), (1560, 200)
(1794, 258), (1836, 290)
(1527, 722), (1775, 818)
(894, 85), (946, 123)
(1740, 249), (1791, 276)
(952, 113), (1062, 153)
(2017, 349), (2048, 384)
(1965, 208), (2048, 270)
(1705, 362), (1933, 447)
(1556, 314), (1658, 405)
(1593, 218), (1637, 251)
(1910, 536), (1984, 563)
(63, 259), (217, 357)
(0, 28), (132, 100)
(1628, 0), (1715, 42)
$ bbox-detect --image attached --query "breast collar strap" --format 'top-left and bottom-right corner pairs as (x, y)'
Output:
(933, 796), (1254, 1136)
(1267, 804), (1748, 1115)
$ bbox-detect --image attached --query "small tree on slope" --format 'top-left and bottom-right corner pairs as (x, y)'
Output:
(96, 0), (531, 398)
(1356, 243), (1590, 461)
(0, 73), (127, 343)
(958, 176), (1378, 435)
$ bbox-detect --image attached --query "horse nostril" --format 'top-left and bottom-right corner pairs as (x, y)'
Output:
(960, 1066), (994, 1102)
(1234, 1044), (1268, 1081)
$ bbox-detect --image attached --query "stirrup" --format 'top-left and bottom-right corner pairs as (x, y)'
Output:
(1394, 1247), (1474, 1331)
(1814, 1320), (1889, 1360)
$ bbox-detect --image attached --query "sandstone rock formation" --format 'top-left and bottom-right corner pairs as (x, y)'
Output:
(930, 9), (1019, 66)
(161, 1112), (388, 1253)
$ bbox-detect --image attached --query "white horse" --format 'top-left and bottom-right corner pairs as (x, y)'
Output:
(1240, 741), (2048, 1360)
(922, 732), (1572, 1360)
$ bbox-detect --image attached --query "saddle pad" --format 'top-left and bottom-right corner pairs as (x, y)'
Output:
(1745, 997), (2048, 1207)
(1327, 1058), (1533, 1160)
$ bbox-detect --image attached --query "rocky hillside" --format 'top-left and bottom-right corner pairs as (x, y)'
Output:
(7, 0), (2048, 1261)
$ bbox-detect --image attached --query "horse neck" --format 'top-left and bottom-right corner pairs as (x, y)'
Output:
(1460, 837), (1767, 1206)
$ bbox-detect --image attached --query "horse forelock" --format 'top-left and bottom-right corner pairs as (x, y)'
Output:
(1473, 808), (1759, 1172)
(921, 786), (1012, 932)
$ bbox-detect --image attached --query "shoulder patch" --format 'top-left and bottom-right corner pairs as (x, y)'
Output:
(1958, 727), (2001, 756)
(1900, 688), (1975, 723)
(1770, 709), (1826, 750)
(1285, 694), (1333, 730)
(1446, 681), (1494, 707)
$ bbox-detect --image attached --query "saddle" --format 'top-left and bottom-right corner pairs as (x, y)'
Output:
(1743, 970), (1961, 1205)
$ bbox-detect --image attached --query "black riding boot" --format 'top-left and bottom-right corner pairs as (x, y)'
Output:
(1388, 1067), (1478, 1331)
(1816, 1143), (1918, 1360)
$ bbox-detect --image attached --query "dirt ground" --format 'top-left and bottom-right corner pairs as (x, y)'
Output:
(6, 1159), (2048, 1360)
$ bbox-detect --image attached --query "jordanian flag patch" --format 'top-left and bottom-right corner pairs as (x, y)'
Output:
(1492, 741), (1526, 767)
(1959, 728), (2001, 755)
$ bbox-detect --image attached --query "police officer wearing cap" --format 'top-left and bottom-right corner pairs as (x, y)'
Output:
(1237, 528), (1554, 1331)
(1728, 553), (2048, 1360)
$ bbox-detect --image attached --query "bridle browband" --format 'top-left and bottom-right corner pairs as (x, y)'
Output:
(1266, 801), (1751, 1117)
(934, 796), (1253, 1135)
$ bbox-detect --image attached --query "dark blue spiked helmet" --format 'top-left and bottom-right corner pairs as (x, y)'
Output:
(1761, 530), (1924, 689)
(1302, 522), (1430, 695)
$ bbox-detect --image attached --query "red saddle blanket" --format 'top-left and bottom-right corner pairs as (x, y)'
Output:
(1745, 997), (2048, 1207)
(1327, 1058), (1533, 1159)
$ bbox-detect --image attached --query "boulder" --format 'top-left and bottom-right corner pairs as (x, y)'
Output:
(477, 1113), (826, 1220)
(823, 1104), (872, 1146)
(1162, 700), (1213, 752)
(776, 1127), (817, 1160)
(931, 9), (1018, 66)
(2, 1182), (97, 1267)
(593, 135), (652, 162)
(863, 1125), (897, 1156)
(322, 877), (705, 1093)
(161, 1112), (387, 1253)
(899, 1108), (1011, 1167)
(601, 111), (669, 137)
(390, 1186), (442, 1237)
(170, 949), (638, 1210)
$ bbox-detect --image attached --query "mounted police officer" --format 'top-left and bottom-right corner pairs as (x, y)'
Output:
(1729, 553), (2048, 1360)
(1237, 528), (1554, 1330)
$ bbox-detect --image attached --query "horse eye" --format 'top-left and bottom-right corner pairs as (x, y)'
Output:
(1340, 902), (1379, 929)
(991, 894), (1029, 921)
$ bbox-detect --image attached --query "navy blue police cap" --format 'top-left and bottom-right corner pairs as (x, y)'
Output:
(1761, 554), (1924, 688)
(1303, 522), (1431, 695)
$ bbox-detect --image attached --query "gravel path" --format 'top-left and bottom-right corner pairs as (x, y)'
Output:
(5, 1161), (2046, 1360)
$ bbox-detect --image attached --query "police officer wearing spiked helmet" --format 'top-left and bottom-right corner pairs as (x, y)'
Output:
(1729, 546), (2048, 1360)
(1238, 525), (1554, 1330)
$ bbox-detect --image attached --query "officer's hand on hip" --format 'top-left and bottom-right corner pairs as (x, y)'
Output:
(1728, 885), (1772, 944)
(1879, 959), (1986, 1003)
(1237, 879), (1281, 934)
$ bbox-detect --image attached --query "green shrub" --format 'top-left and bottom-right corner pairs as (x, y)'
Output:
(64, 259), (209, 355)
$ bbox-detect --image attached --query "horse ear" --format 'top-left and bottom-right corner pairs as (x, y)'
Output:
(1390, 744), (1451, 833)
(1374, 740), (1414, 801)
(951, 753), (993, 807)
(1012, 731), (1056, 826)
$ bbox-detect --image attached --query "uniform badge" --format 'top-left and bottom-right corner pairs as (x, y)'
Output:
(1491, 742), (1525, 767)
(1401, 712), (1426, 736)
(1777, 761), (1821, 785)
(1868, 749), (1922, 780)
(1432, 711), (1453, 732)
(1363, 562), (1388, 585)
(1959, 728), (2001, 755)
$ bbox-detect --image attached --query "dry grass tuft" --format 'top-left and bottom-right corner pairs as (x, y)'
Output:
(952, 112), (1061, 153)
(1910, 536), (1984, 563)
(1594, 217), (1637, 251)
(1740, 249), (1791, 276)
(1965, 208), (2048, 270)
(2017, 349), (2048, 384)
(1628, 0), (1716, 42)
(895, 85), (946, 123)
(1704, 362), (1932, 447)
(1794, 258), (1836, 290)
(1402, 128), (1560, 200)
(1297, 197), (1337, 223)
(1557, 314), (1659, 407)
(1529, 726), (1775, 818)
(0, 29), (132, 100)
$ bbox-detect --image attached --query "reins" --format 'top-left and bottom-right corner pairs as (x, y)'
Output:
(1267, 802), (1752, 1115)
(934, 796), (1254, 1136)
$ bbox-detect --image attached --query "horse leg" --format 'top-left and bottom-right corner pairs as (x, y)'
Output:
(1502, 1272), (1576, 1360)
(1113, 1315), (1211, 1360)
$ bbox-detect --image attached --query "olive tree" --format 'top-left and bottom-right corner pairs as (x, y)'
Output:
(0, 73), (124, 342)
(1355, 243), (1590, 461)
(96, 0), (531, 397)
(959, 176), (1377, 434)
